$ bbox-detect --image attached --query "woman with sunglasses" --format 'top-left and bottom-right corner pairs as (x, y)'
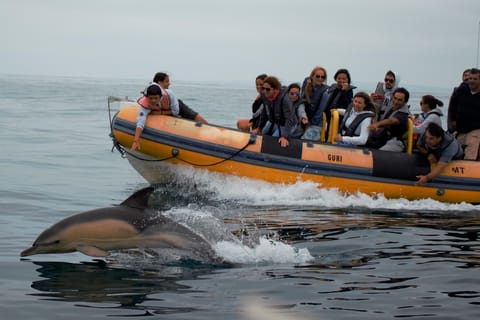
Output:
(287, 83), (307, 132)
(299, 66), (329, 140)
(260, 76), (300, 148)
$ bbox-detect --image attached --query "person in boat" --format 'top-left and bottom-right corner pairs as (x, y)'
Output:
(447, 68), (471, 133)
(131, 84), (178, 151)
(299, 66), (329, 140)
(334, 92), (376, 147)
(366, 87), (410, 152)
(287, 83), (307, 131)
(237, 73), (268, 133)
(323, 68), (356, 139)
(260, 76), (301, 148)
(411, 95), (444, 143)
(415, 122), (464, 186)
(153, 72), (207, 124)
(370, 70), (398, 121)
(447, 68), (480, 161)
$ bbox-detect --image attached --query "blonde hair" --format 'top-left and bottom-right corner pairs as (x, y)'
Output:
(304, 66), (327, 104)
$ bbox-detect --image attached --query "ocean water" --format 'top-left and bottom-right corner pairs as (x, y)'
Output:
(1, 74), (479, 320)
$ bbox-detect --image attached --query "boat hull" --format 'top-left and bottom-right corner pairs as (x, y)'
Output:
(111, 106), (480, 204)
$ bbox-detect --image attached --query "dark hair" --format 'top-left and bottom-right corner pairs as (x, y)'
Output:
(470, 68), (480, 75)
(426, 122), (444, 139)
(263, 76), (282, 89)
(287, 83), (301, 92)
(153, 72), (168, 83)
(354, 91), (376, 114)
(256, 73), (268, 81)
(145, 84), (162, 97)
(421, 95), (443, 110)
(393, 87), (410, 103)
(334, 68), (351, 84)
(385, 70), (396, 80)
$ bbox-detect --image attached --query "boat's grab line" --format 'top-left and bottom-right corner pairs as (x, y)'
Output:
(112, 134), (256, 167)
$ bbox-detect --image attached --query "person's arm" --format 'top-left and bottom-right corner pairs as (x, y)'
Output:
(166, 89), (180, 116)
(297, 102), (308, 124)
(415, 161), (449, 186)
(281, 95), (295, 139)
(131, 127), (143, 151)
(447, 88), (459, 132)
(369, 116), (399, 130)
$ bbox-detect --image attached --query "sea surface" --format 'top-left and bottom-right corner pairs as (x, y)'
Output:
(1, 74), (479, 320)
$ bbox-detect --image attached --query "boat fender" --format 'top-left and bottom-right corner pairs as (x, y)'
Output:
(171, 148), (179, 157)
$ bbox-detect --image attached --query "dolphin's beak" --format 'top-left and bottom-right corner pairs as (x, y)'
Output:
(20, 246), (37, 257)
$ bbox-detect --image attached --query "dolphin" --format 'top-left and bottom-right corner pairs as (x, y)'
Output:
(20, 187), (214, 258)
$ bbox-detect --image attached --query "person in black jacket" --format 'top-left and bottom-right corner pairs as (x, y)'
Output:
(447, 68), (480, 160)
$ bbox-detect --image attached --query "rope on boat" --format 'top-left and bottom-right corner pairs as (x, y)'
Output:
(112, 135), (256, 167)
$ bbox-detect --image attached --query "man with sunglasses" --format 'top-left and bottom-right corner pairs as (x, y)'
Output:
(371, 70), (398, 121)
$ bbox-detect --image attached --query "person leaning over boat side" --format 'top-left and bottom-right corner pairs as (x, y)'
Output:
(323, 68), (356, 139)
(415, 123), (464, 186)
(237, 73), (268, 133)
(366, 87), (410, 152)
(260, 76), (301, 148)
(334, 92), (375, 147)
(411, 95), (444, 141)
(447, 68), (471, 133)
(371, 70), (398, 121)
(287, 83), (307, 134)
(131, 84), (168, 151)
(153, 72), (207, 124)
(299, 66), (329, 140)
(447, 68), (480, 160)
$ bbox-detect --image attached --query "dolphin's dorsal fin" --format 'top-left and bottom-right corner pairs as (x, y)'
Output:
(76, 245), (109, 257)
(120, 186), (155, 209)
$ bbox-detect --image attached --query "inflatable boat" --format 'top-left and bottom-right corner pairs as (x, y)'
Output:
(109, 100), (480, 204)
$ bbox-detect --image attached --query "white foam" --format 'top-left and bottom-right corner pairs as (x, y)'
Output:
(214, 237), (314, 265)
(170, 166), (480, 212)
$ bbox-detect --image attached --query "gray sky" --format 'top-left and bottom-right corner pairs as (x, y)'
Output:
(2, 0), (479, 88)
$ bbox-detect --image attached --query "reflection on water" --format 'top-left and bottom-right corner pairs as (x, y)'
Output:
(29, 260), (214, 316)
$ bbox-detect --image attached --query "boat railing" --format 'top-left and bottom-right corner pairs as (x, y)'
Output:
(406, 118), (414, 155)
(327, 110), (340, 144)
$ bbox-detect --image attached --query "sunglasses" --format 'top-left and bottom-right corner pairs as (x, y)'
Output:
(384, 78), (394, 83)
(315, 74), (326, 79)
(289, 92), (300, 96)
(262, 87), (272, 92)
